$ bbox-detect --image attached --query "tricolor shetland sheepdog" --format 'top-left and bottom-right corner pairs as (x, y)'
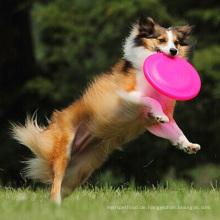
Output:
(11, 15), (200, 204)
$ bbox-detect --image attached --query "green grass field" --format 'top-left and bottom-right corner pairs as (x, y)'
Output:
(0, 184), (219, 220)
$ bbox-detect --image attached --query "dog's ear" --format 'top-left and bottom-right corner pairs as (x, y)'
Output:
(178, 42), (196, 62)
(138, 14), (155, 35)
(175, 25), (194, 36)
(174, 25), (195, 44)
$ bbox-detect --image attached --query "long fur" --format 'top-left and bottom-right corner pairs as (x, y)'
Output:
(11, 16), (197, 203)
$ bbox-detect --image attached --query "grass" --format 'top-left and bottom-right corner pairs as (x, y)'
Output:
(0, 183), (219, 220)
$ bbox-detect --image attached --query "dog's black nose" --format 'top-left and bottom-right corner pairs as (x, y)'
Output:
(170, 48), (177, 56)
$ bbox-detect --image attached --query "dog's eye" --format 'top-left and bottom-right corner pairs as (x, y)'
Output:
(174, 40), (179, 46)
(158, 38), (166, 43)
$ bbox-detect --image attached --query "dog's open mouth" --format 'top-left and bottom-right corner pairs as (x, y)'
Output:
(156, 48), (162, 53)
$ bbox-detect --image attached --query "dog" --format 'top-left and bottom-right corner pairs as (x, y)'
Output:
(11, 15), (200, 204)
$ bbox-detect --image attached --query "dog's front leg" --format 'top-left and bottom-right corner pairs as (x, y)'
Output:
(147, 119), (201, 154)
(118, 90), (169, 123)
(140, 96), (169, 123)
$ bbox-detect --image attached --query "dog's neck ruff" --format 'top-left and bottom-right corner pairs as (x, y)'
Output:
(123, 25), (154, 71)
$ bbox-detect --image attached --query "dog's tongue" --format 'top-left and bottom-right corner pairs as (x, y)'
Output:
(156, 48), (161, 53)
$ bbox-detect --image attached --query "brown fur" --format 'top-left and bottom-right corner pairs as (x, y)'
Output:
(11, 17), (195, 203)
(12, 59), (154, 202)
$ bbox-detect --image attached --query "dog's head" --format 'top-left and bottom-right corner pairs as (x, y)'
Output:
(123, 15), (195, 69)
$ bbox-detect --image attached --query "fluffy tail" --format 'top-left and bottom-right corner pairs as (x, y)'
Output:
(11, 115), (53, 183)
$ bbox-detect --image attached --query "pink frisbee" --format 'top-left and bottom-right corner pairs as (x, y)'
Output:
(143, 53), (201, 101)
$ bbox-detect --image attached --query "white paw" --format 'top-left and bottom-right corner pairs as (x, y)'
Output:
(185, 144), (201, 154)
(176, 136), (201, 154)
(155, 115), (169, 123)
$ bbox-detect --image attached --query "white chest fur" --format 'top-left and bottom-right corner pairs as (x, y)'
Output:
(135, 69), (172, 105)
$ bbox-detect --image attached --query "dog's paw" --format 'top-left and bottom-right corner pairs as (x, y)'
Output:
(155, 115), (169, 123)
(175, 136), (201, 154)
(185, 144), (201, 154)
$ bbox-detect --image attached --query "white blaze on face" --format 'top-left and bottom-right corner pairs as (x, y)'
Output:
(160, 30), (178, 56)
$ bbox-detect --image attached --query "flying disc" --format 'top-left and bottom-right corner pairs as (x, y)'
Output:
(143, 53), (201, 101)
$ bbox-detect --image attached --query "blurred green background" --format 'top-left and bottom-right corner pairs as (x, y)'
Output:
(0, 0), (220, 189)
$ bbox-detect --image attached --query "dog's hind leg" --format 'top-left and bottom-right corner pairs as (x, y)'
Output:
(61, 142), (109, 199)
(61, 162), (93, 199)
(50, 155), (68, 204)
(58, 122), (99, 199)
